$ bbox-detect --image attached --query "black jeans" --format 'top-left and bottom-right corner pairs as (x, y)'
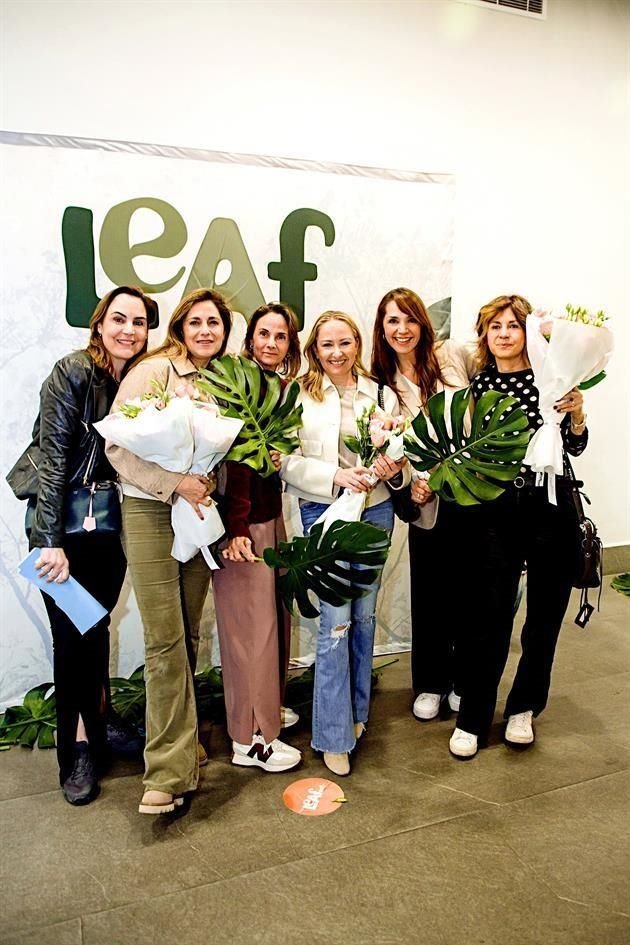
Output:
(409, 501), (468, 697)
(39, 533), (127, 783)
(457, 484), (576, 740)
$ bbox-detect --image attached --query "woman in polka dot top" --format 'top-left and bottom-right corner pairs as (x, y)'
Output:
(449, 294), (588, 760)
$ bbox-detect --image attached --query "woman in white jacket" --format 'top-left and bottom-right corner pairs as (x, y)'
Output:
(282, 311), (397, 777)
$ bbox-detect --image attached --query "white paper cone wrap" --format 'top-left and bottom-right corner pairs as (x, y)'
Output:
(313, 489), (367, 533)
(170, 499), (224, 569)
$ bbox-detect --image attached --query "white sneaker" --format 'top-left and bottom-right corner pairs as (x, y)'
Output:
(413, 692), (441, 720)
(448, 690), (461, 713)
(232, 735), (301, 772)
(449, 728), (478, 759)
(505, 711), (534, 745)
(280, 705), (299, 729)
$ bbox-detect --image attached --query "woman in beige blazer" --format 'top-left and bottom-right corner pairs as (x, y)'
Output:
(371, 287), (475, 723)
(107, 288), (232, 815)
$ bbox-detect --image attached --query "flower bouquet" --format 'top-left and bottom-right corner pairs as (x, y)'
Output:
(95, 381), (243, 567)
(314, 404), (409, 532)
(523, 304), (613, 503)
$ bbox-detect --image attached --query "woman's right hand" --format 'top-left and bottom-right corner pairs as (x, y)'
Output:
(333, 466), (373, 493)
(35, 547), (70, 583)
(222, 536), (257, 563)
(410, 479), (435, 506)
(174, 474), (212, 519)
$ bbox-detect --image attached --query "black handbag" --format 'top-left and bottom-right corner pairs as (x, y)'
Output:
(565, 457), (603, 628)
(64, 481), (122, 535)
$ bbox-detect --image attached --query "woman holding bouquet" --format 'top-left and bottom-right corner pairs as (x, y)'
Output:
(371, 287), (475, 722)
(212, 302), (302, 772)
(449, 294), (587, 759)
(6, 286), (151, 805)
(107, 288), (232, 813)
(281, 311), (397, 776)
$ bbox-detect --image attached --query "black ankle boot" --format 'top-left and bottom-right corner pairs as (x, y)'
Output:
(62, 741), (100, 805)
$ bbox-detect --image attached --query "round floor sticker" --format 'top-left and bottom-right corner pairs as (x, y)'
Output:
(282, 777), (346, 816)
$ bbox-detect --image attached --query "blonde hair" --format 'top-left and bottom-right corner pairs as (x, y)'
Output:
(300, 311), (371, 401)
(475, 294), (532, 372)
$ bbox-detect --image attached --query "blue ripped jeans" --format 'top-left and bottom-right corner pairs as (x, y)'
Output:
(300, 498), (394, 754)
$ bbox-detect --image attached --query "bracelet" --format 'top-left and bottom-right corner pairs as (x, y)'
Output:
(571, 413), (587, 433)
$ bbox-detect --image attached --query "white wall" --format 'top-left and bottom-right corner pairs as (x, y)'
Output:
(0, 0), (628, 707)
(2, 0), (628, 544)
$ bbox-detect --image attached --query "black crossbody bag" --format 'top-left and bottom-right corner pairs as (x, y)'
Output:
(564, 456), (603, 628)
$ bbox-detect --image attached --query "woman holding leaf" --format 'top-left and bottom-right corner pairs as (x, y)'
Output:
(281, 311), (398, 777)
(210, 302), (302, 773)
(371, 287), (476, 723)
(107, 288), (231, 814)
(449, 294), (588, 759)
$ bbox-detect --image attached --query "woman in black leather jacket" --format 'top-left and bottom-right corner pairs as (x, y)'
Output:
(7, 286), (151, 804)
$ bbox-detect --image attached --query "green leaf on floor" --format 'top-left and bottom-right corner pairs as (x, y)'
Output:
(0, 682), (56, 749)
(610, 573), (630, 597)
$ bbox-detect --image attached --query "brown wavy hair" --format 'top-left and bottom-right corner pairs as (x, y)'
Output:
(475, 294), (532, 372)
(371, 287), (445, 405)
(144, 288), (232, 365)
(243, 302), (302, 378)
(301, 311), (371, 402)
(86, 285), (153, 376)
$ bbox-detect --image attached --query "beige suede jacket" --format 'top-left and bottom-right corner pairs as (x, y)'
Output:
(106, 354), (200, 502)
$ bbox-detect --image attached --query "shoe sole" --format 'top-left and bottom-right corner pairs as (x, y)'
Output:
(413, 709), (440, 722)
(232, 753), (301, 773)
(448, 747), (477, 761)
(280, 718), (299, 729)
(505, 735), (534, 747)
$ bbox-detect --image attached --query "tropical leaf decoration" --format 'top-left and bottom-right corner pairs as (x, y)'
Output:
(0, 683), (56, 749)
(109, 666), (147, 725)
(196, 356), (303, 477)
(610, 573), (630, 597)
(404, 388), (531, 506)
(263, 520), (391, 618)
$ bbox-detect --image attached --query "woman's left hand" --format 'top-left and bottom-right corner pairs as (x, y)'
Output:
(554, 387), (585, 424)
(222, 536), (257, 563)
(372, 454), (405, 482)
(269, 449), (282, 473)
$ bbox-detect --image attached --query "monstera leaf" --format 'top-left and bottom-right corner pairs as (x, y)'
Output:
(404, 388), (531, 505)
(263, 520), (391, 618)
(196, 356), (303, 477)
(109, 666), (147, 724)
(0, 683), (56, 749)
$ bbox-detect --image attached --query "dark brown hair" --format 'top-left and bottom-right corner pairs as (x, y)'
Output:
(475, 294), (532, 372)
(371, 287), (445, 405)
(86, 285), (153, 376)
(243, 302), (302, 378)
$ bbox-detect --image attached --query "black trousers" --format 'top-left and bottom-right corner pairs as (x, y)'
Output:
(457, 484), (576, 740)
(39, 533), (127, 783)
(409, 501), (467, 697)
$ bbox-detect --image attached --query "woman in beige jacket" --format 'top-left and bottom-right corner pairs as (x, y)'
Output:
(371, 287), (475, 723)
(107, 288), (232, 815)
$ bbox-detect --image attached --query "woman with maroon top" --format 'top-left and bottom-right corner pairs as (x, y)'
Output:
(212, 303), (302, 772)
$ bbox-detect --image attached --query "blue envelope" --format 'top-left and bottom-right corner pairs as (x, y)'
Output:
(18, 549), (108, 635)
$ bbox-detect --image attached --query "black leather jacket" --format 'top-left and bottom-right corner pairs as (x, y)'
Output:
(6, 350), (119, 548)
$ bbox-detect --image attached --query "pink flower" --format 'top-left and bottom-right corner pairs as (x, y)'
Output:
(369, 418), (388, 449)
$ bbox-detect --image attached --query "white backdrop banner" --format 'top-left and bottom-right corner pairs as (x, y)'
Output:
(0, 131), (454, 708)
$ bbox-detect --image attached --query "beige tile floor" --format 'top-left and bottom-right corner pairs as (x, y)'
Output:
(1, 583), (629, 945)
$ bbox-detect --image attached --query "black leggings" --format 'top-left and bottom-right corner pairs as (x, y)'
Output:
(457, 485), (576, 740)
(39, 533), (126, 783)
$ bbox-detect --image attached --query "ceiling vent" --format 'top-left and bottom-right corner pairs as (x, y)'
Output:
(456, 0), (546, 19)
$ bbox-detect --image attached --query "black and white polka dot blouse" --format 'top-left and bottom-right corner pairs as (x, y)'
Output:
(472, 365), (588, 458)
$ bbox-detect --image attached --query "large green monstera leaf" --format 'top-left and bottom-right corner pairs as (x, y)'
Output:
(0, 683), (56, 749)
(263, 520), (391, 619)
(196, 356), (303, 477)
(404, 388), (531, 505)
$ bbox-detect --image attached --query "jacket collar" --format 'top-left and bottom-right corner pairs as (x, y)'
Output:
(170, 355), (201, 378)
(322, 372), (375, 397)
